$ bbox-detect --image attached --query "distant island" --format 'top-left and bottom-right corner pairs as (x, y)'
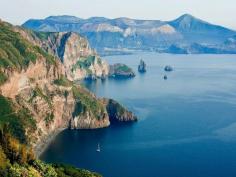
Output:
(23, 14), (236, 55)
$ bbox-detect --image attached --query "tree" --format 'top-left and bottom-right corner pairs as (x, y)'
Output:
(19, 144), (28, 164)
(0, 146), (8, 169)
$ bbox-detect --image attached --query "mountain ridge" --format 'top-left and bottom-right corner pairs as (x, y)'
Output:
(22, 14), (236, 54)
(23, 14), (236, 31)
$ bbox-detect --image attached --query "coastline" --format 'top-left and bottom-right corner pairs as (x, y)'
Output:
(35, 127), (67, 158)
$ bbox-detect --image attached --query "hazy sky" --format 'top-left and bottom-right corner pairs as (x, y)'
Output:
(0, 0), (236, 29)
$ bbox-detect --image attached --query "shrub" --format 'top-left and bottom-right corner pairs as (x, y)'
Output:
(0, 71), (7, 85)
(72, 85), (105, 119)
(54, 76), (73, 87)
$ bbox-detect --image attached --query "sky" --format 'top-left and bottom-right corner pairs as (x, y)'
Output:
(0, 0), (236, 29)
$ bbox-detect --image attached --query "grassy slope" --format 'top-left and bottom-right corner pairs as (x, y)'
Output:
(0, 21), (56, 85)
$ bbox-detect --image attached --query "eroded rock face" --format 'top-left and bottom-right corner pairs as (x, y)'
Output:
(70, 112), (110, 129)
(138, 59), (147, 73)
(16, 28), (110, 81)
(48, 32), (109, 80)
(103, 99), (138, 123)
(41, 32), (109, 81)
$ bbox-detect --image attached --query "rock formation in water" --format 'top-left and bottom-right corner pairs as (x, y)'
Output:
(163, 75), (168, 80)
(109, 63), (135, 78)
(138, 59), (147, 73)
(164, 65), (174, 72)
(0, 20), (137, 160)
(103, 99), (137, 123)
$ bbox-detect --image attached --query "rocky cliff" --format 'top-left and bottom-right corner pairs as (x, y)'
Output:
(0, 21), (108, 155)
(0, 20), (137, 159)
(15, 28), (109, 81)
(103, 99), (137, 123)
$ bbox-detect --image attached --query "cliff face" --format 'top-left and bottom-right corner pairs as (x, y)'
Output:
(103, 99), (137, 123)
(0, 51), (110, 155)
(26, 30), (109, 80)
(44, 32), (109, 80)
(0, 21), (137, 160)
(0, 22), (110, 156)
(0, 20), (138, 177)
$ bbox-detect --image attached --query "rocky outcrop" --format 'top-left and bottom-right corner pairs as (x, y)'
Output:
(15, 29), (110, 81)
(164, 65), (174, 72)
(43, 32), (109, 81)
(138, 59), (147, 73)
(109, 63), (135, 79)
(69, 86), (110, 129)
(103, 99), (137, 123)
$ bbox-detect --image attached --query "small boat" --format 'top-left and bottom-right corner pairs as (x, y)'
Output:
(96, 143), (101, 152)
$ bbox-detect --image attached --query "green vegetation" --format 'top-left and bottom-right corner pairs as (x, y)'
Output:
(54, 76), (73, 87)
(0, 21), (104, 176)
(53, 164), (102, 177)
(115, 64), (132, 73)
(71, 56), (100, 74)
(72, 85), (105, 119)
(0, 22), (36, 69)
(106, 99), (125, 119)
(0, 146), (8, 170)
(0, 94), (102, 176)
(0, 128), (35, 164)
(30, 87), (52, 108)
(78, 56), (96, 68)
(0, 71), (7, 85)
(0, 140), (100, 177)
(44, 113), (54, 127)
(0, 21), (56, 85)
(0, 95), (36, 144)
(33, 31), (53, 41)
(34, 46), (56, 65)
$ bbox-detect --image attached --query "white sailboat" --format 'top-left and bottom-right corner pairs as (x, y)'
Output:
(96, 143), (101, 152)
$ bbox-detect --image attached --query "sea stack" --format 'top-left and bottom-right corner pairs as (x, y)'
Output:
(164, 65), (174, 72)
(138, 59), (147, 73)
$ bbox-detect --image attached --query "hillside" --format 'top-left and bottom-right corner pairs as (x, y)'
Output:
(22, 14), (236, 54)
(0, 20), (137, 176)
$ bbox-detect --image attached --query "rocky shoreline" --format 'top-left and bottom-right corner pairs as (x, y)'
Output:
(0, 19), (137, 162)
(35, 127), (67, 158)
(36, 97), (138, 157)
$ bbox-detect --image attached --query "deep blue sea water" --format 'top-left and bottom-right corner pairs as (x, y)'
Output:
(41, 53), (236, 177)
